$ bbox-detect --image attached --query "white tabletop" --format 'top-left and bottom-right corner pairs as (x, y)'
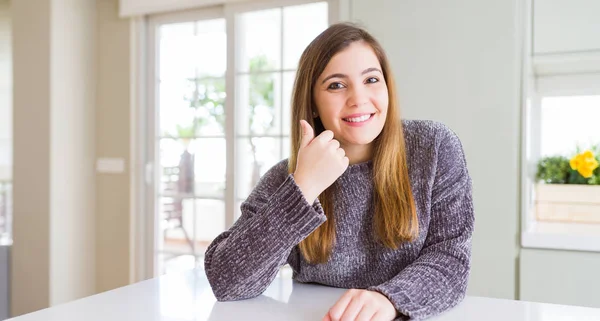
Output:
(8, 268), (600, 321)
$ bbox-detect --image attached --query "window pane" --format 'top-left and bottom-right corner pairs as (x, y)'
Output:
(235, 137), (283, 199)
(159, 139), (225, 199)
(235, 73), (282, 136)
(160, 19), (226, 81)
(160, 76), (226, 138)
(283, 137), (291, 160)
(160, 22), (195, 81)
(193, 19), (227, 77)
(282, 71), (296, 136)
(237, 8), (282, 72)
(158, 198), (225, 257)
(283, 2), (328, 69)
(191, 77), (226, 137)
(194, 199), (225, 255)
(158, 196), (195, 254)
(541, 96), (600, 156)
(191, 139), (226, 197)
(159, 79), (196, 138)
(159, 19), (226, 138)
(235, 199), (243, 221)
(160, 138), (185, 170)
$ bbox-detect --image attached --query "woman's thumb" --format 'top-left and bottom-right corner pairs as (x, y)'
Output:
(300, 120), (315, 148)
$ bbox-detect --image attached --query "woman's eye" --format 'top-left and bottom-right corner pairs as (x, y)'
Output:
(328, 82), (345, 90)
(366, 77), (379, 84)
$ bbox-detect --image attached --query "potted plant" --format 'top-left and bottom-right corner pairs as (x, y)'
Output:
(535, 145), (600, 223)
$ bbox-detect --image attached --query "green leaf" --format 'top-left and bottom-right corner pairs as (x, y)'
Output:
(567, 169), (590, 185)
(536, 156), (570, 184)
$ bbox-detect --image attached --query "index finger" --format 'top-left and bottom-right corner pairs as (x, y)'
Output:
(327, 289), (356, 321)
(316, 130), (335, 143)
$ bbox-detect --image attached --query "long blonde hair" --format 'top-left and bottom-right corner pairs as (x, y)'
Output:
(288, 23), (418, 264)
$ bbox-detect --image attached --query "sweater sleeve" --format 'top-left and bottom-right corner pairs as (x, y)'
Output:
(367, 126), (475, 320)
(204, 161), (326, 301)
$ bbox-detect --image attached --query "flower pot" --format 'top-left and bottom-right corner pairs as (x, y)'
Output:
(535, 184), (600, 224)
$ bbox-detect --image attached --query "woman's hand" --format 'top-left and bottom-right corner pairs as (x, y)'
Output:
(322, 289), (398, 321)
(294, 120), (349, 203)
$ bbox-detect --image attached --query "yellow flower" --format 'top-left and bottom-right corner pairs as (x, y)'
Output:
(583, 150), (595, 159)
(580, 169), (594, 178)
(569, 157), (580, 170)
(570, 150), (599, 178)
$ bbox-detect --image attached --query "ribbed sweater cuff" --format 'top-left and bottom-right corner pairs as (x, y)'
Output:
(367, 285), (420, 320)
(263, 174), (326, 241)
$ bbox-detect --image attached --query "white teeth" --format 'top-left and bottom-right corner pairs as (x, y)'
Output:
(344, 114), (371, 123)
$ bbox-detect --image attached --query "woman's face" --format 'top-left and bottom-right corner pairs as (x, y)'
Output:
(313, 41), (389, 148)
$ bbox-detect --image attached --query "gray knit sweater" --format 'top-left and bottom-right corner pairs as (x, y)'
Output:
(204, 120), (474, 320)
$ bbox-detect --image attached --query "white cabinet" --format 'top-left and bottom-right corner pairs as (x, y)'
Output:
(520, 248), (600, 308)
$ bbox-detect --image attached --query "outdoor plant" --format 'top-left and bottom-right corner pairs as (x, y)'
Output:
(536, 145), (600, 185)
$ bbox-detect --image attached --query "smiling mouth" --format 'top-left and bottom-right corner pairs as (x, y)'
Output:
(342, 113), (375, 123)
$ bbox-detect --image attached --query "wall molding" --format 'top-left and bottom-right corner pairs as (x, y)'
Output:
(119, 0), (249, 17)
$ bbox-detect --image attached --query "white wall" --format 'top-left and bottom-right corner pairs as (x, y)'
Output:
(12, 0), (52, 314)
(534, 0), (600, 55)
(350, 0), (522, 299)
(12, 0), (96, 316)
(95, 0), (132, 294)
(0, 0), (11, 179)
(49, 0), (96, 306)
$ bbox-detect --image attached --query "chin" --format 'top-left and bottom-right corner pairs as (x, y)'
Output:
(345, 136), (377, 146)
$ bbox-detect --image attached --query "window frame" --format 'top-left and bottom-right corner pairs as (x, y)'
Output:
(521, 52), (600, 249)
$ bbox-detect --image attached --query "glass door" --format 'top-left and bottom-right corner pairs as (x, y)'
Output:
(149, 10), (228, 275)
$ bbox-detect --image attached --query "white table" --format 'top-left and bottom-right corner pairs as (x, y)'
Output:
(8, 268), (600, 320)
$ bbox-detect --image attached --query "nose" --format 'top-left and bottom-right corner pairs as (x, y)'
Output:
(347, 84), (369, 108)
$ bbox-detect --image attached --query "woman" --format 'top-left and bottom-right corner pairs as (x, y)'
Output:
(204, 22), (474, 321)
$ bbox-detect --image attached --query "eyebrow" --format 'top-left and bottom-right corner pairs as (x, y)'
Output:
(321, 67), (383, 84)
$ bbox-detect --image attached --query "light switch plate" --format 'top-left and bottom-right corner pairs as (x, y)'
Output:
(96, 158), (126, 174)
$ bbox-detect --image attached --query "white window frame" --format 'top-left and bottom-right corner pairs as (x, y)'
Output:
(131, 0), (347, 281)
(521, 50), (600, 250)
